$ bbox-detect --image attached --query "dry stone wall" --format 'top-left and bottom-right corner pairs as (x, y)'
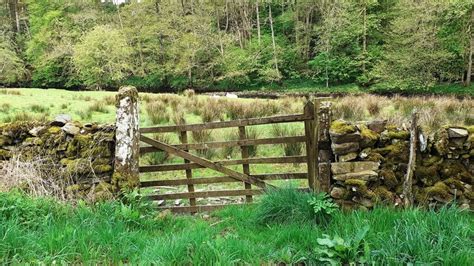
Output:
(0, 115), (117, 199)
(328, 119), (473, 210)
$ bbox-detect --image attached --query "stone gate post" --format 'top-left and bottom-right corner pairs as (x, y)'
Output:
(112, 86), (140, 191)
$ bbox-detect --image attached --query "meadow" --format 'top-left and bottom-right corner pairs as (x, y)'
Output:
(1, 88), (473, 203)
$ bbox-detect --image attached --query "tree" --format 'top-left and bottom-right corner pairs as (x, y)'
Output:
(371, 0), (453, 90)
(72, 25), (132, 89)
(0, 37), (26, 84)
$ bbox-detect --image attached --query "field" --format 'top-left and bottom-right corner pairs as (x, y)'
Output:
(1, 88), (473, 201)
(0, 190), (473, 264)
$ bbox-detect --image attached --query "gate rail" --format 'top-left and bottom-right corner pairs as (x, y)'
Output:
(139, 100), (327, 213)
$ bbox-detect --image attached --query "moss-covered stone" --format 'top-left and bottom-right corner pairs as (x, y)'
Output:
(364, 152), (384, 162)
(424, 182), (453, 203)
(444, 178), (465, 191)
(48, 126), (62, 134)
(415, 165), (440, 186)
(374, 186), (394, 202)
(359, 124), (379, 148)
(344, 179), (375, 198)
(379, 169), (398, 189)
(0, 149), (11, 160)
(330, 120), (357, 134)
(112, 171), (140, 192)
(422, 155), (443, 167)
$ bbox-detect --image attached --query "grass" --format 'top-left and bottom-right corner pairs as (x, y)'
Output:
(0, 190), (472, 264)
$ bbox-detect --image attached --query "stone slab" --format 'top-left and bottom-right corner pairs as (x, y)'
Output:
(333, 170), (378, 181)
(331, 161), (380, 175)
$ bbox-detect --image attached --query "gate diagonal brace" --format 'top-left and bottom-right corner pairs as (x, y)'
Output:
(140, 135), (273, 189)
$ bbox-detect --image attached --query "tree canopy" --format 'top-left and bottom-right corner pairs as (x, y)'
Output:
(0, 0), (472, 92)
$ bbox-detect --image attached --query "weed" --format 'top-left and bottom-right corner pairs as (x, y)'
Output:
(30, 104), (48, 113)
(313, 225), (370, 264)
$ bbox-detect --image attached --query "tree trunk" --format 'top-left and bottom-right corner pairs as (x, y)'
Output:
(362, 0), (367, 73)
(256, 0), (261, 45)
(8, 0), (20, 33)
(466, 9), (473, 86)
(467, 38), (473, 86)
(269, 4), (279, 72)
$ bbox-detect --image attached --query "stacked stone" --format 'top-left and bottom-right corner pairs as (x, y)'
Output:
(416, 126), (473, 209)
(327, 119), (473, 210)
(0, 115), (116, 199)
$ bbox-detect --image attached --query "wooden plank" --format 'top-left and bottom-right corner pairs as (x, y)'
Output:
(158, 203), (249, 213)
(140, 135), (272, 189)
(140, 113), (311, 133)
(146, 189), (264, 200)
(403, 111), (418, 207)
(304, 101), (317, 190)
(239, 126), (252, 203)
(139, 155), (307, 172)
(140, 136), (306, 154)
(314, 99), (321, 191)
(180, 131), (196, 207)
(140, 173), (307, 187)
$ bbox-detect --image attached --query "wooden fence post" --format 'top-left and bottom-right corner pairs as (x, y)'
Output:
(318, 101), (332, 193)
(304, 100), (320, 191)
(113, 86), (140, 191)
(180, 130), (196, 207)
(403, 110), (418, 207)
(239, 126), (252, 203)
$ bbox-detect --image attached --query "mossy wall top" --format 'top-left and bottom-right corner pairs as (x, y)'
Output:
(329, 120), (473, 210)
(0, 118), (116, 199)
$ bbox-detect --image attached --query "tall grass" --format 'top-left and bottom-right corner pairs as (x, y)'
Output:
(0, 191), (471, 265)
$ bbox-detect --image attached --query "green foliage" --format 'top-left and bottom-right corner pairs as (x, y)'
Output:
(0, 38), (26, 85)
(1, 1), (473, 91)
(254, 187), (320, 225)
(72, 25), (132, 89)
(314, 225), (370, 265)
(308, 193), (338, 218)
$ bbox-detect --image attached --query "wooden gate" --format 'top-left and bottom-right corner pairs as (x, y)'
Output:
(139, 101), (323, 213)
